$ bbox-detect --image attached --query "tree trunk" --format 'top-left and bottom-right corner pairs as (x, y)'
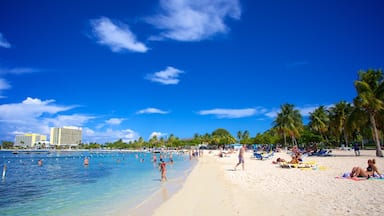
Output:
(343, 128), (349, 148)
(370, 113), (383, 157)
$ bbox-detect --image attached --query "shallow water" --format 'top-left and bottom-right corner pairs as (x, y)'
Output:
(0, 150), (194, 216)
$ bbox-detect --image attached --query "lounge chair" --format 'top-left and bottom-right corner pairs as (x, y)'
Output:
(253, 151), (274, 160)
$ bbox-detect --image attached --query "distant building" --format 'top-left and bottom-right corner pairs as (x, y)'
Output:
(15, 133), (47, 148)
(50, 126), (82, 147)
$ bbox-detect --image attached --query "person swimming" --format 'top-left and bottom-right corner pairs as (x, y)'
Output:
(83, 157), (89, 166)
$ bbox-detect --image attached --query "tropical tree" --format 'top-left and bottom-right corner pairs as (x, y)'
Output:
(308, 105), (330, 143)
(273, 103), (303, 146)
(353, 69), (384, 157)
(329, 101), (353, 146)
(149, 135), (158, 148)
(237, 131), (242, 143)
(242, 130), (250, 144)
(1, 141), (14, 149)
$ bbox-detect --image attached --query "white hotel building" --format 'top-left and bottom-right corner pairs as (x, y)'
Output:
(15, 133), (47, 148)
(50, 126), (82, 147)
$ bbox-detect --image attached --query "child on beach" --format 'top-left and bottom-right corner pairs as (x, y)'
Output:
(159, 159), (167, 182)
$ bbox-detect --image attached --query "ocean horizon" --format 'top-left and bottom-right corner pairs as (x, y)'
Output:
(0, 150), (195, 216)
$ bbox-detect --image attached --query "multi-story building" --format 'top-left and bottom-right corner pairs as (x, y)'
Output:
(50, 126), (82, 147)
(15, 133), (47, 148)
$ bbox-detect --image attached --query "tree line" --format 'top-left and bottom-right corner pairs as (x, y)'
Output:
(2, 69), (383, 156)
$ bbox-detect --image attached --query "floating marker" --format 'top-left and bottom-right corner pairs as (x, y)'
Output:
(2, 164), (6, 180)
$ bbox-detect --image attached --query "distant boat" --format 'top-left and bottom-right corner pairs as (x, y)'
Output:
(12, 150), (51, 154)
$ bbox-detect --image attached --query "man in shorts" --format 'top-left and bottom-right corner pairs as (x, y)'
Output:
(234, 144), (246, 171)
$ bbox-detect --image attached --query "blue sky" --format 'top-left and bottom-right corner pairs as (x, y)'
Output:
(0, 0), (383, 143)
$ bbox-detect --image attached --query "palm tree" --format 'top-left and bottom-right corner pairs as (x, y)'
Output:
(329, 101), (353, 146)
(273, 103), (303, 146)
(308, 105), (330, 143)
(242, 130), (250, 144)
(353, 69), (384, 157)
(237, 131), (242, 143)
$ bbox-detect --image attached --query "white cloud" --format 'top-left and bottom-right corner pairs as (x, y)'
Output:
(137, 107), (169, 114)
(265, 109), (279, 118)
(0, 97), (73, 121)
(0, 78), (11, 98)
(0, 67), (39, 75)
(149, 131), (166, 139)
(83, 127), (139, 143)
(198, 108), (258, 118)
(0, 97), (140, 143)
(45, 114), (95, 128)
(0, 67), (39, 98)
(105, 118), (125, 125)
(91, 17), (148, 53)
(147, 0), (241, 41)
(0, 97), (85, 140)
(145, 66), (184, 85)
(0, 33), (11, 48)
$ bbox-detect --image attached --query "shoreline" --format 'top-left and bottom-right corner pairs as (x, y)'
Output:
(151, 149), (384, 216)
(122, 160), (197, 216)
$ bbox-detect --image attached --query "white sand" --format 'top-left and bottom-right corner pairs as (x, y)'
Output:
(152, 149), (384, 216)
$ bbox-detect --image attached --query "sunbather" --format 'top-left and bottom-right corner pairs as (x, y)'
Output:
(272, 157), (286, 164)
(350, 159), (381, 178)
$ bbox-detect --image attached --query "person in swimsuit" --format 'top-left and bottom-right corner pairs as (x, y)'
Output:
(83, 157), (89, 166)
(350, 159), (381, 178)
(159, 159), (167, 182)
(234, 144), (246, 171)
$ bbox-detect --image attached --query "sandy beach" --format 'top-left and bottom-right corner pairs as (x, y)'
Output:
(152, 149), (384, 216)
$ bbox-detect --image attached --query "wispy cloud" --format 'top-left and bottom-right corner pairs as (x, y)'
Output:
(145, 66), (184, 85)
(105, 118), (125, 125)
(90, 17), (148, 53)
(0, 78), (11, 98)
(146, 0), (241, 41)
(0, 67), (40, 98)
(0, 33), (11, 48)
(137, 107), (169, 114)
(45, 114), (95, 128)
(198, 108), (259, 119)
(84, 128), (138, 143)
(0, 67), (39, 75)
(285, 61), (309, 69)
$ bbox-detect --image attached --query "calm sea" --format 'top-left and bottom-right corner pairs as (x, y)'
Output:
(0, 150), (195, 216)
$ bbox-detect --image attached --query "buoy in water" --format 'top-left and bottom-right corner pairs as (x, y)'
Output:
(2, 164), (6, 180)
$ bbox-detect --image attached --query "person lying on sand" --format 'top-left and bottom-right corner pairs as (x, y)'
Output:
(350, 159), (381, 178)
(272, 157), (286, 164)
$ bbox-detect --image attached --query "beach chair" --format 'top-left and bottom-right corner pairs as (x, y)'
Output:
(253, 151), (274, 160)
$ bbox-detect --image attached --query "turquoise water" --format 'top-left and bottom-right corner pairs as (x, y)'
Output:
(0, 150), (194, 216)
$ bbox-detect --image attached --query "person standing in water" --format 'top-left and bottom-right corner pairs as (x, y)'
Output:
(159, 159), (167, 182)
(83, 157), (89, 166)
